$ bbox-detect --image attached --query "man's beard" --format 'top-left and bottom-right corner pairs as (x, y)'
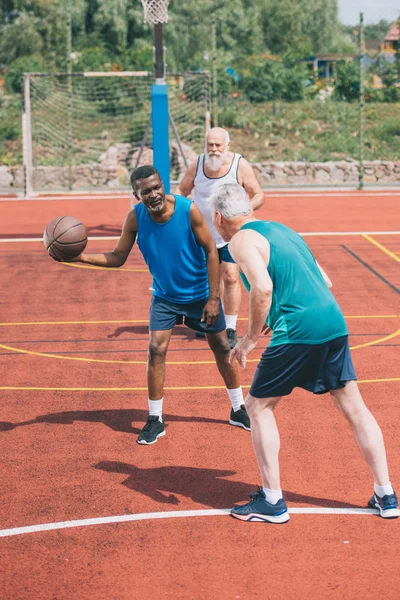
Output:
(204, 149), (227, 172)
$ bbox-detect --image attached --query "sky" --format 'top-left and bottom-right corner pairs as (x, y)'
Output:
(338, 0), (399, 25)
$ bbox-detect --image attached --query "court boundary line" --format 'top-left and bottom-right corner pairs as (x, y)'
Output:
(1, 231), (400, 243)
(363, 235), (400, 264)
(1, 329), (399, 365)
(1, 377), (399, 391)
(342, 246), (400, 295)
(0, 315), (399, 327)
(0, 507), (382, 538)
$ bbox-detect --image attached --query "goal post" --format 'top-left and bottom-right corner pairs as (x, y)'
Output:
(22, 70), (210, 196)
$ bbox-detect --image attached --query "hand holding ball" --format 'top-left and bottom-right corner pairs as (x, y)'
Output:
(43, 216), (87, 262)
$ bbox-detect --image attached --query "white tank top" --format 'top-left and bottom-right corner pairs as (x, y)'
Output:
(193, 153), (242, 248)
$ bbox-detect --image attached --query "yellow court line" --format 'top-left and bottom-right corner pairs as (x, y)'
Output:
(363, 235), (400, 263)
(61, 263), (147, 272)
(0, 315), (400, 327)
(1, 378), (399, 391)
(1, 329), (399, 365)
(349, 328), (400, 350)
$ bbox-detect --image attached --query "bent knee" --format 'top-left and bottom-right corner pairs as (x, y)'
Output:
(148, 342), (168, 362)
(222, 270), (240, 287)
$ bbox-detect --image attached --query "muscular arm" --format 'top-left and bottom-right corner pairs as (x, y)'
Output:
(79, 210), (138, 267)
(175, 159), (199, 198)
(229, 229), (273, 341)
(238, 158), (264, 211)
(189, 203), (220, 301)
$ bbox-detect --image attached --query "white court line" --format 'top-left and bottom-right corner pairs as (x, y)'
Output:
(1, 231), (400, 244)
(0, 507), (380, 538)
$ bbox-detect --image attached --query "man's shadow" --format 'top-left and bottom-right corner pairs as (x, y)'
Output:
(108, 325), (204, 343)
(86, 224), (122, 236)
(94, 461), (363, 510)
(0, 408), (227, 435)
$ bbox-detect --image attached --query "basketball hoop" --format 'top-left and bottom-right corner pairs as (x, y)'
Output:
(141, 0), (170, 24)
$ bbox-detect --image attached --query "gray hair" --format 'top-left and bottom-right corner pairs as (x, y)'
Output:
(211, 183), (252, 218)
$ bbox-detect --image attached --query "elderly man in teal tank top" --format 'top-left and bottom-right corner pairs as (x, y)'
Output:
(211, 182), (398, 523)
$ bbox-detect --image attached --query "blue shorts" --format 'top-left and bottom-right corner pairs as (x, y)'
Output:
(249, 335), (357, 398)
(218, 244), (236, 264)
(149, 295), (226, 333)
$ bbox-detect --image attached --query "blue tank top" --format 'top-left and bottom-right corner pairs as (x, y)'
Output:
(135, 195), (209, 303)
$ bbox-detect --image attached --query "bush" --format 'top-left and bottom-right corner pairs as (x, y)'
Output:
(4, 55), (45, 94)
(333, 60), (360, 101)
(241, 60), (308, 103)
(218, 107), (248, 129)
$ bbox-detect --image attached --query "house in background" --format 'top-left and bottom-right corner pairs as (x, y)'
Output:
(381, 18), (399, 63)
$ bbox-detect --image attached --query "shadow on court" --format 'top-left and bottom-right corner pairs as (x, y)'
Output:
(86, 224), (122, 236)
(0, 408), (227, 435)
(94, 461), (363, 510)
(107, 325), (197, 340)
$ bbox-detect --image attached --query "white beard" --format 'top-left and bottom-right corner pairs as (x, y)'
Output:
(204, 150), (227, 172)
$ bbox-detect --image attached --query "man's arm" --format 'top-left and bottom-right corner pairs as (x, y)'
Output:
(189, 202), (220, 326)
(228, 229), (272, 367)
(230, 229), (272, 340)
(190, 203), (220, 299)
(238, 158), (265, 211)
(78, 210), (138, 267)
(175, 158), (199, 197)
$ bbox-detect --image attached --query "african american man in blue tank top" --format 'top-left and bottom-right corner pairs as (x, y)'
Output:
(73, 166), (250, 444)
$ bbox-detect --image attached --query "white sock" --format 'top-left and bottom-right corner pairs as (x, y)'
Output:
(263, 487), (283, 504)
(148, 398), (163, 419)
(374, 482), (394, 498)
(226, 387), (243, 412)
(225, 315), (238, 330)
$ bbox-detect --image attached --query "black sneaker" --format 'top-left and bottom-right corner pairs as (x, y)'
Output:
(368, 491), (399, 519)
(137, 416), (166, 445)
(226, 328), (237, 349)
(231, 487), (290, 523)
(229, 404), (251, 431)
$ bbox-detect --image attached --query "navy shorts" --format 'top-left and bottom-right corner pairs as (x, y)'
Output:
(218, 244), (236, 264)
(149, 295), (226, 333)
(249, 335), (357, 398)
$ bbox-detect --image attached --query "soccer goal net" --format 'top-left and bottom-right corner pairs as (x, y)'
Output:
(23, 71), (210, 194)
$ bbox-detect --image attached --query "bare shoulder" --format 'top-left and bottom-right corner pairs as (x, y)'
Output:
(189, 200), (204, 224)
(238, 156), (255, 176)
(184, 158), (200, 180)
(124, 208), (138, 232)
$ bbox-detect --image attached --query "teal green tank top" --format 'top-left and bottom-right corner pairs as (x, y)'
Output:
(239, 221), (348, 346)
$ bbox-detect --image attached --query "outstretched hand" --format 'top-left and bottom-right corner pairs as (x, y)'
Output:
(229, 334), (258, 368)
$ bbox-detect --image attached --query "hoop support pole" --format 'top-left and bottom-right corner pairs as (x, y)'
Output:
(152, 82), (170, 193)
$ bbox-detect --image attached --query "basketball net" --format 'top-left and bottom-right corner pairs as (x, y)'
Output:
(141, 0), (170, 24)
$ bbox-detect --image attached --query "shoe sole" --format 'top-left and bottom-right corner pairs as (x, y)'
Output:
(231, 511), (290, 524)
(229, 419), (251, 431)
(137, 430), (166, 445)
(369, 501), (399, 519)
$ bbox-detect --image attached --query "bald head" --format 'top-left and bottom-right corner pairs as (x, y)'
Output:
(204, 127), (231, 173)
(206, 127), (230, 146)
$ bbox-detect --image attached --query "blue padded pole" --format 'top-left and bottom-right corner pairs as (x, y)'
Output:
(152, 82), (170, 193)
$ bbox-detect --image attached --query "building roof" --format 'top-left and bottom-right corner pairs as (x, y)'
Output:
(385, 20), (399, 42)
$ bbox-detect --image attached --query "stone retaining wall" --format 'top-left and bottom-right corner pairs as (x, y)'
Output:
(1, 161), (400, 191)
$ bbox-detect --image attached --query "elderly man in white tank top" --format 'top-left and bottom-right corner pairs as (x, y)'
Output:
(176, 127), (264, 347)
